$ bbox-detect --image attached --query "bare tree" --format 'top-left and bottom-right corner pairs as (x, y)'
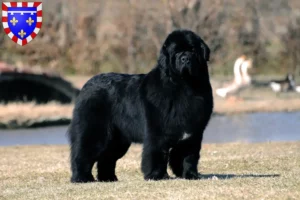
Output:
(282, 16), (300, 75)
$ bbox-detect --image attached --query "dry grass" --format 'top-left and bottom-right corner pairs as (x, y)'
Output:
(0, 142), (299, 200)
(214, 98), (300, 114)
(0, 102), (73, 127)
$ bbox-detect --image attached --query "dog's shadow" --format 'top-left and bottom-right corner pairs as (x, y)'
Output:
(198, 173), (280, 180)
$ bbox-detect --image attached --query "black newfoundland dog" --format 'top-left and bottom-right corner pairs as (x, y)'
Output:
(68, 29), (213, 183)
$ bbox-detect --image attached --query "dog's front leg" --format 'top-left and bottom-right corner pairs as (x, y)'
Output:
(182, 138), (202, 180)
(141, 138), (170, 181)
(182, 153), (200, 179)
(169, 136), (202, 180)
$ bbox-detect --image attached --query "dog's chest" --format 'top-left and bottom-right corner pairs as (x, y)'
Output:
(180, 132), (192, 141)
(167, 94), (211, 128)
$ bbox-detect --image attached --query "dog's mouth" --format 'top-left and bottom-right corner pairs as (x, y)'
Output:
(180, 67), (190, 78)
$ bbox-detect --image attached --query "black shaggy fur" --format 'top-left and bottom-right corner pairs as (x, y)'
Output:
(68, 29), (214, 183)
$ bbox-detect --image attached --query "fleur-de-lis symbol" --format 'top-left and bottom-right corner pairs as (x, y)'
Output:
(26, 17), (34, 26)
(10, 17), (18, 26)
(18, 29), (26, 38)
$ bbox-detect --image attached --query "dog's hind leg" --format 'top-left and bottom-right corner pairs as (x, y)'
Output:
(69, 119), (109, 183)
(97, 129), (131, 182)
(69, 122), (99, 183)
(69, 99), (111, 183)
(70, 148), (96, 183)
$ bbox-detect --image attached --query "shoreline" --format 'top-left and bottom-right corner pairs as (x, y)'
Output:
(1, 76), (300, 129)
(0, 117), (71, 129)
(1, 102), (300, 129)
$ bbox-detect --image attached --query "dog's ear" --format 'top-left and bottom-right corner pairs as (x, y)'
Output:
(158, 44), (168, 68)
(200, 42), (210, 62)
(161, 44), (168, 55)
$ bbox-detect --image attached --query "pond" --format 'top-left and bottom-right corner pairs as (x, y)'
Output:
(0, 112), (299, 146)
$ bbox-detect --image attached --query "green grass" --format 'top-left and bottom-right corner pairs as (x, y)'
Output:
(0, 142), (300, 199)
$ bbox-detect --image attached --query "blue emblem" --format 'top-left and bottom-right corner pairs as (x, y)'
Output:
(2, 2), (42, 46)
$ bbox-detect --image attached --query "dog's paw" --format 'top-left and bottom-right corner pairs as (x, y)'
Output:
(97, 174), (118, 182)
(144, 171), (170, 181)
(71, 175), (95, 183)
(182, 171), (200, 180)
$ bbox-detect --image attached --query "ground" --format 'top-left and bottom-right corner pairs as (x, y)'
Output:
(1, 75), (300, 128)
(0, 142), (299, 200)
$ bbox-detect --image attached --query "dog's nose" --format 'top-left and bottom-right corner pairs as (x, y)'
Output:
(181, 55), (190, 65)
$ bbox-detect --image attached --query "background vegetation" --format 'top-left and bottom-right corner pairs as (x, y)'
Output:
(1, 0), (300, 76)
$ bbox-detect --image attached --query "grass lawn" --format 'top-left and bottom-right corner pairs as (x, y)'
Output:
(0, 142), (299, 199)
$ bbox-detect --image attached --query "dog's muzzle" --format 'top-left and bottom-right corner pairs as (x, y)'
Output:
(178, 53), (195, 77)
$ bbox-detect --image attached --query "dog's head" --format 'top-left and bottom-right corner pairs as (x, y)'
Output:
(158, 29), (210, 79)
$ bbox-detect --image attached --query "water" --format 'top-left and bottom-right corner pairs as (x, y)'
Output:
(0, 112), (299, 146)
(204, 112), (300, 143)
(0, 126), (68, 146)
